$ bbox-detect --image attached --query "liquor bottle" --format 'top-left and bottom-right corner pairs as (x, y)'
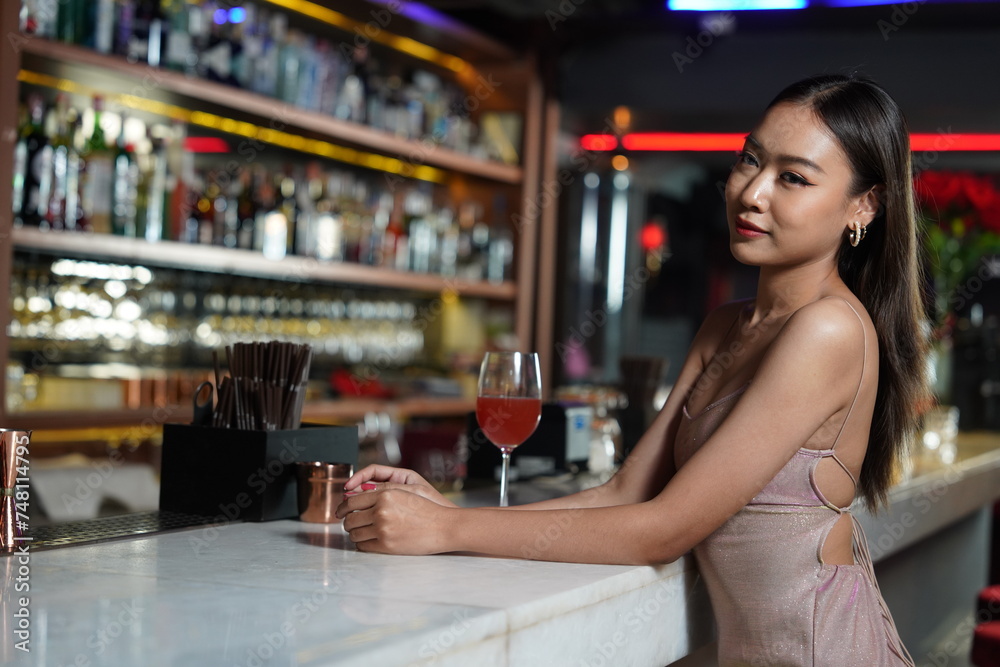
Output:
(202, 2), (238, 85)
(221, 173), (240, 248)
(484, 195), (509, 282)
(295, 162), (322, 257)
(406, 188), (433, 273)
(57, 0), (94, 47)
(94, 0), (115, 54)
(252, 12), (281, 97)
(231, 3), (257, 89)
(200, 175), (219, 245)
(258, 176), (287, 261)
(314, 172), (343, 262)
(179, 174), (201, 243)
(364, 192), (392, 267)
(80, 96), (114, 234)
(296, 34), (319, 111)
(277, 171), (299, 255)
(235, 169), (257, 250)
(113, 0), (135, 56)
(111, 116), (139, 237)
(16, 95), (50, 228)
(45, 94), (80, 231)
(438, 207), (459, 278)
(314, 39), (341, 116)
(162, 0), (194, 74)
(386, 190), (407, 271)
(141, 131), (168, 242)
(278, 29), (302, 105)
(11, 103), (28, 226)
(342, 177), (366, 263)
(336, 45), (369, 124)
(122, 0), (164, 65)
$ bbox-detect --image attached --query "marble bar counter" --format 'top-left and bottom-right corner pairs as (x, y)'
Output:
(4, 431), (999, 667)
(4, 512), (713, 666)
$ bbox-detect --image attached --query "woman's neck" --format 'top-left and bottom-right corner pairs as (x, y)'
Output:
(749, 260), (843, 327)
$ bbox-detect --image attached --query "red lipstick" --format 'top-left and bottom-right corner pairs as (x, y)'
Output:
(735, 217), (768, 237)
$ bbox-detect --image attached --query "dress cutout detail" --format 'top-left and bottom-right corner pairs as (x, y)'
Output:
(674, 299), (914, 666)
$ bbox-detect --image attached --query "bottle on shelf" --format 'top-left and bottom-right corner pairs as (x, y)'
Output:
(139, 130), (168, 242)
(235, 168), (257, 250)
(111, 114), (140, 237)
(79, 96), (115, 234)
(336, 45), (369, 125)
(44, 93), (82, 231)
(14, 94), (50, 228)
(257, 175), (287, 261)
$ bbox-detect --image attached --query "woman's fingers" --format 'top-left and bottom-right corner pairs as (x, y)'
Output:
(336, 488), (379, 519)
(343, 464), (424, 491)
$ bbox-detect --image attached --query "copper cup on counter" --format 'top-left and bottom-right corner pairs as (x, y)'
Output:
(296, 462), (353, 523)
(1, 430), (31, 552)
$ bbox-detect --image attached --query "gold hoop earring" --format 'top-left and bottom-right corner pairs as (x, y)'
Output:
(848, 223), (867, 247)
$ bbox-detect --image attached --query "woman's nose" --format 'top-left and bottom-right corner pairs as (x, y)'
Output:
(739, 173), (769, 212)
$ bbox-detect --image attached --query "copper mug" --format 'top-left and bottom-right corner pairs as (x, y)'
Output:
(1, 430), (31, 552)
(296, 462), (353, 523)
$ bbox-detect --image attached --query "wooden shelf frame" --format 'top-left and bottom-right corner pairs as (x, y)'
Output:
(13, 227), (517, 299)
(9, 396), (474, 434)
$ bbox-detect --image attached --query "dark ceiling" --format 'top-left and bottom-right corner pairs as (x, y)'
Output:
(423, 1), (1000, 135)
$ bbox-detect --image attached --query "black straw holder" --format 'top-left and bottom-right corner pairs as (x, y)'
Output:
(159, 423), (358, 522)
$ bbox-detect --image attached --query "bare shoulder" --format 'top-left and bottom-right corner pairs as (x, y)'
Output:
(774, 295), (876, 368)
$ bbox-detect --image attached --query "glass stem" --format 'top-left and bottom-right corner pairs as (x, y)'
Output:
(499, 447), (513, 507)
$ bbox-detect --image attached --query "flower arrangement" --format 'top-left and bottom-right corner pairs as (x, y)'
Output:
(914, 170), (1000, 334)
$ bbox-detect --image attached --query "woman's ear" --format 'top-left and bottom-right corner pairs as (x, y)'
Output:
(855, 184), (885, 226)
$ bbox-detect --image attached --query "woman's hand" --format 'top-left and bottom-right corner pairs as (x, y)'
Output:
(343, 464), (458, 508)
(337, 488), (454, 555)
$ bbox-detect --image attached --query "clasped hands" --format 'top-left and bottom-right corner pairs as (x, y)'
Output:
(335, 464), (460, 555)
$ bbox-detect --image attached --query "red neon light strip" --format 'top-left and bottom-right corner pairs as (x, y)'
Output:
(910, 134), (1000, 151)
(580, 134), (618, 151)
(582, 132), (1000, 152)
(622, 133), (745, 151)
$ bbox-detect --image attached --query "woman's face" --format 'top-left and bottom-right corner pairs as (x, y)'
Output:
(725, 101), (874, 268)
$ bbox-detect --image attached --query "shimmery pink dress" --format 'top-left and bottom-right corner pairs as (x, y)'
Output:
(673, 304), (914, 666)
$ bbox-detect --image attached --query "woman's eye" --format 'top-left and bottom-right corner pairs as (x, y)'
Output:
(781, 172), (810, 186)
(735, 150), (758, 167)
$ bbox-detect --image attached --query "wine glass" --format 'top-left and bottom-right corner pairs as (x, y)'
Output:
(476, 351), (542, 507)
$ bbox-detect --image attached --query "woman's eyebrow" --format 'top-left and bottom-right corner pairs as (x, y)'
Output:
(745, 134), (826, 174)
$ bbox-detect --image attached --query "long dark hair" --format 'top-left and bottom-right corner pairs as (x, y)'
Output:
(768, 74), (929, 509)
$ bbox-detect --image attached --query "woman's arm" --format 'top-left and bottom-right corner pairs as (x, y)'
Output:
(338, 299), (866, 564)
(342, 302), (745, 513)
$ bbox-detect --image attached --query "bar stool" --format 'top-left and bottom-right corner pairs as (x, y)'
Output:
(972, 622), (1000, 667)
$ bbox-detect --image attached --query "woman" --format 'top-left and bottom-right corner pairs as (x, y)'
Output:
(336, 74), (927, 666)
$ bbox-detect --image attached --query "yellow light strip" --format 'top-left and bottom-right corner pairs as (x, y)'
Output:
(18, 70), (447, 184)
(25, 425), (163, 445)
(263, 0), (469, 73)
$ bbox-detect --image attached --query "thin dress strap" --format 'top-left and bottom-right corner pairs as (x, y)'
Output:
(826, 298), (868, 484)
